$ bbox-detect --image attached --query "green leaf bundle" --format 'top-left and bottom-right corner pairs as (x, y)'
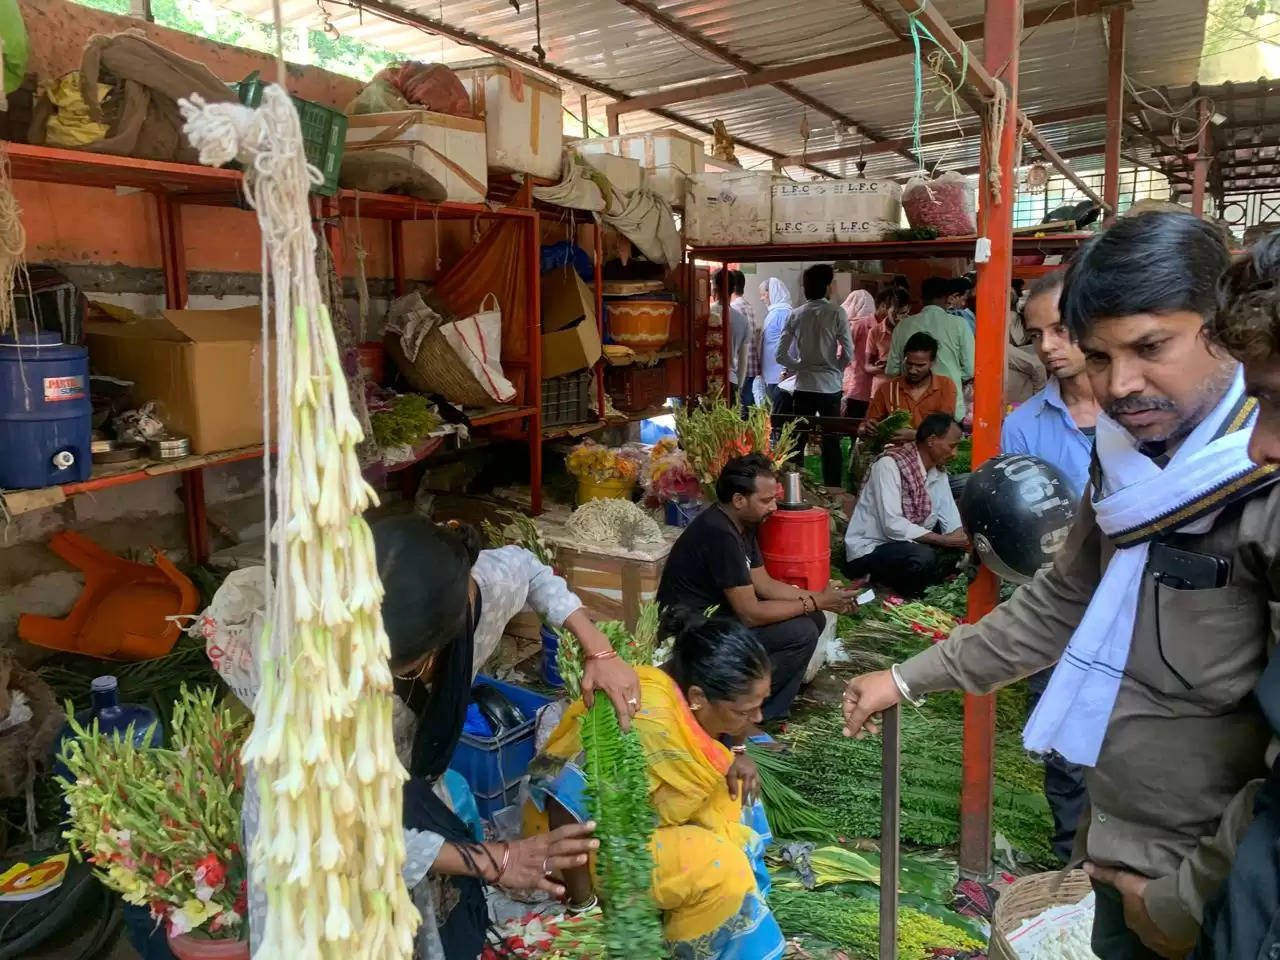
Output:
(746, 744), (834, 840)
(848, 408), (912, 493)
(580, 697), (664, 959)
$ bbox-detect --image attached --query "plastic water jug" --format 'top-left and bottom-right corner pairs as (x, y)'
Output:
(0, 330), (91, 489)
(54, 676), (164, 786)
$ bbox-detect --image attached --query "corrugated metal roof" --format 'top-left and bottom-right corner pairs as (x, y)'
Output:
(220, 0), (1209, 181)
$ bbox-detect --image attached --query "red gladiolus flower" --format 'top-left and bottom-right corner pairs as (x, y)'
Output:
(885, 596), (905, 606)
(153, 869), (171, 886)
(932, 631), (946, 640)
(194, 853), (227, 889)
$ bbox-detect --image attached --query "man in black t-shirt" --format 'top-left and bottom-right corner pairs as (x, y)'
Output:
(657, 453), (858, 720)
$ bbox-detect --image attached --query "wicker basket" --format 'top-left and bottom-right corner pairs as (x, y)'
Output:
(989, 869), (1093, 960)
(384, 322), (497, 409)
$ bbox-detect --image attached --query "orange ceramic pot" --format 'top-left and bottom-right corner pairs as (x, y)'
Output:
(167, 935), (250, 960)
(604, 298), (675, 350)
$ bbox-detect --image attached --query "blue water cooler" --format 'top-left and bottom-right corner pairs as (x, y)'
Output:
(0, 329), (92, 489)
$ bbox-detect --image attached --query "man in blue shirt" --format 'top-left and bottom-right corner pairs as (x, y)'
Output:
(999, 269), (1100, 865)
(1001, 271), (1100, 499)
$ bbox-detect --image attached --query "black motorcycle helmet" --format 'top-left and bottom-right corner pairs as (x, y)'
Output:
(959, 454), (1078, 584)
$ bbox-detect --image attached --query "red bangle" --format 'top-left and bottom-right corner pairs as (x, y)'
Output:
(586, 649), (618, 662)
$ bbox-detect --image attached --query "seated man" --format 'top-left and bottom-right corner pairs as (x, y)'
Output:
(842, 413), (969, 597)
(860, 332), (958, 441)
(657, 453), (857, 720)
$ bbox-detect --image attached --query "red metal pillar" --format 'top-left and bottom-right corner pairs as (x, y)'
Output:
(960, 0), (1021, 879)
(1102, 6), (1126, 221)
(1191, 100), (1211, 217)
(528, 212), (544, 514)
(390, 220), (406, 298)
(593, 223), (606, 422)
(156, 192), (213, 565)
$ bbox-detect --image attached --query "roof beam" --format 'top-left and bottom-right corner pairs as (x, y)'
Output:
(341, 0), (836, 176)
(775, 99), (1108, 167)
(608, 0), (1107, 120)
(608, 0), (912, 164)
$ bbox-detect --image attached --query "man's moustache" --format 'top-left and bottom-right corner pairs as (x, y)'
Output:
(1108, 396), (1175, 415)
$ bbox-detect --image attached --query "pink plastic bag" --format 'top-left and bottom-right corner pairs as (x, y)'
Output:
(903, 172), (976, 237)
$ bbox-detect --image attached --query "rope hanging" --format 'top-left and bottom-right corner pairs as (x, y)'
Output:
(0, 150), (27, 335)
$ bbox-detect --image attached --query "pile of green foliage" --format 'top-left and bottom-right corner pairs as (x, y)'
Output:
(370, 393), (441, 447)
(783, 595), (1053, 864)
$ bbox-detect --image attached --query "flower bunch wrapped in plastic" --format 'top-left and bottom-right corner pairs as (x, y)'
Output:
(566, 440), (641, 484)
(59, 686), (250, 940)
(643, 444), (700, 506)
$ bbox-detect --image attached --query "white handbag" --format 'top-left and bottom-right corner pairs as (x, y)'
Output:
(441, 292), (517, 404)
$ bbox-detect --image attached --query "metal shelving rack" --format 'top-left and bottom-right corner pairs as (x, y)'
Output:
(2, 141), (547, 554)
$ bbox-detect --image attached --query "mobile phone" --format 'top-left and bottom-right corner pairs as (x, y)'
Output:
(1148, 542), (1231, 590)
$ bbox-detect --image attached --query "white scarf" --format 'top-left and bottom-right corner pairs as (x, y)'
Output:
(1023, 367), (1277, 766)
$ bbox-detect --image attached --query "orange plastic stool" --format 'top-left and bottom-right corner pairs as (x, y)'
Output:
(18, 531), (199, 661)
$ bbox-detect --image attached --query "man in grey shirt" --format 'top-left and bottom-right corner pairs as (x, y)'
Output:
(713, 267), (750, 403)
(776, 263), (854, 490)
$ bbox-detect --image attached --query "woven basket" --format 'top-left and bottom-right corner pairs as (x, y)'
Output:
(384, 322), (496, 409)
(989, 869), (1093, 960)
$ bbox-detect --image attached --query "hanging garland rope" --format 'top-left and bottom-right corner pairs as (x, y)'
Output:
(0, 149), (27, 335)
(904, 1), (1010, 204)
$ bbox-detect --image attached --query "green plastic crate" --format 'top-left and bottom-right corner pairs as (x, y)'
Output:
(232, 72), (347, 196)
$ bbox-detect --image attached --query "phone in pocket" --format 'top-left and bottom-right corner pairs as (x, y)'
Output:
(1148, 542), (1231, 590)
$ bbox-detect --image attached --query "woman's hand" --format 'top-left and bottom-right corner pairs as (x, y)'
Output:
(582, 654), (642, 731)
(568, 613), (642, 730)
(726, 751), (761, 806)
(498, 822), (599, 895)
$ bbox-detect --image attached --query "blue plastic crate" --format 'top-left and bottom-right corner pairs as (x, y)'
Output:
(449, 676), (550, 817)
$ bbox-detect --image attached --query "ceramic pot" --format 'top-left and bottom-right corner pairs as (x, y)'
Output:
(167, 935), (250, 960)
(604, 299), (675, 350)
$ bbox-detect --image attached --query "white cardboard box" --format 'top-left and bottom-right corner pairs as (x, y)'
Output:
(454, 61), (564, 180)
(684, 170), (775, 245)
(345, 110), (488, 203)
(574, 130), (706, 206)
(771, 179), (836, 244)
(574, 150), (644, 195)
(827, 178), (902, 241)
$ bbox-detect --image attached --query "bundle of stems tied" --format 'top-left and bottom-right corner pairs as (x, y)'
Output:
(558, 605), (664, 957)
(848, 409), (912, 493)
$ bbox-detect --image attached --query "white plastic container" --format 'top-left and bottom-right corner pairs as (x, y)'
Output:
(574, 150), (644, 195)
(454, 61), (564, 180)
(573, 130), (706, 206)
(827, 179), (902, 242)
(344, 110), (488, 203)
(684, 171), (775, 245)
(771, 179), (836, 244)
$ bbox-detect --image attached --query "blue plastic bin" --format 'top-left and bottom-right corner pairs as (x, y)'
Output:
(0, 330), (91, 489)
(449, 675), (550, 819)
(541, 625), (564, 689)
(665, 500), (705, 527)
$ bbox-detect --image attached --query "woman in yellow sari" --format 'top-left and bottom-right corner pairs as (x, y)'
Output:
(524, 611), (785, 960)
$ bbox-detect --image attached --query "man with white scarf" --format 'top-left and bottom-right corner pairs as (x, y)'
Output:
(842, 212), (1280, 960)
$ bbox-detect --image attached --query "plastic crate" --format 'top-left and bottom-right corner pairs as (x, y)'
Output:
(541, 370), (593, 428)
(449, 676), (550, 819)
(233, 72), (347, 196)
(605, 363), (669, 413)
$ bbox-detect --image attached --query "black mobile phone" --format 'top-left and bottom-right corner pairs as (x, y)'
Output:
(1149, 542), (1231, 590)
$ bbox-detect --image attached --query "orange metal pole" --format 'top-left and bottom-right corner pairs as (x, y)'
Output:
(1103, 6), (1126, 221)
(960, 0), (1021, 879)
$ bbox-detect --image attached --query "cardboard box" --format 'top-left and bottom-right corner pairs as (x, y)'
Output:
(85, 304), (272, 455)
(345, 111), (488, 203)
(540, 268), (601, 378)
(542, 269), (595, 333)
(542, 318), (601, 379)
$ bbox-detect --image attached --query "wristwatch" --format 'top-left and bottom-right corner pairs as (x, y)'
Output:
(890, 663), (926, 707)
